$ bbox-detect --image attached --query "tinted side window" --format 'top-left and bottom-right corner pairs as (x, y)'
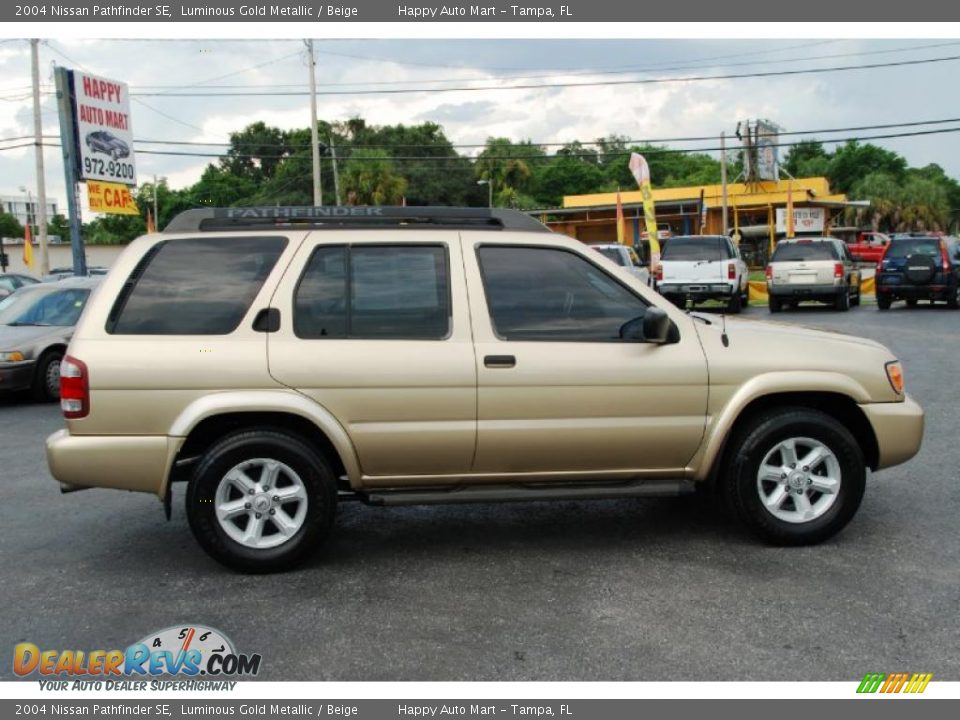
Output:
(295, 245), (450, 340)
(108, 236), (287, 335)
(478, 246), (648, 342)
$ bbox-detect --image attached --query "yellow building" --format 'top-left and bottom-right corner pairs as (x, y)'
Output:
(538, 177), (868, 267)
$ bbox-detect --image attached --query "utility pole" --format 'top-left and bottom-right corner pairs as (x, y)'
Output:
(306, 39), (322, 206)
(329, 134), (341, 205)
(720, 131), (729, 236)
(31, 39), (50, 275)
(153, 174), (159, 229)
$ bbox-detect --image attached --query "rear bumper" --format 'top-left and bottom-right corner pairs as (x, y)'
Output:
(876, 282), (951, 299)
(659, 283), (735, 298)
(768, 283), (846, 298)
(46, 429), (176, 496)
(860, 395), (924, 470)
(0, 360), (35, 393)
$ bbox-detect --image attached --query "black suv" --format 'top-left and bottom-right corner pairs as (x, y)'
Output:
(876, 234), (960, 310)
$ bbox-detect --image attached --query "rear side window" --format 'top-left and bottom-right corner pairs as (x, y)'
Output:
(107, 236), (287, 335)
(594, 247), (626, 266)
(660, 237), (725, 261)
(772, 242), (838, 262)
(294, 244), (450, 340)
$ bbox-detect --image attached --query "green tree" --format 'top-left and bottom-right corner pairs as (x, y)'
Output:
(828, 141), (907, 195)
(782, 140), (830, 178)
(850, 172), (902, 230)
(475, 138), (544, 206)
(340, 149), (407, 205)
(0, 211), (24, 239)
(47, 214), (70, 242)
(531, 155), (606, 207)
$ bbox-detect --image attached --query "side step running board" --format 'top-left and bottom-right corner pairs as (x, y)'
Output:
(363, 479), (695, 507)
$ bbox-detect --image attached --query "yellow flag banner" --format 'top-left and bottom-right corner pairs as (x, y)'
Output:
(23, 223), (33, 269)
(628, 153), (660, 258)
(88, 180), (139, 215)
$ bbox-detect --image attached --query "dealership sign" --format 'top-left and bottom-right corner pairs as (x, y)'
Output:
(776, 207), (825, 234)
(87, 180), (139, 215)
(72, 71), (137, 186)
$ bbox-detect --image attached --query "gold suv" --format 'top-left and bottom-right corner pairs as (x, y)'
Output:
(46, 207), (924, 572)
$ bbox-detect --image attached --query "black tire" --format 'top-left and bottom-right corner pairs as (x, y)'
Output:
(664, 293), (685, 309)
(877, 295), (892, 310)
(768, 295), (782, 314)
(32, 350), (63, 402)
(851, 288), (861, 307)
(726, 291), (742, 314)
(833, 289), (850, 312)
(724, 407), (866, 546)
(186, 429), (337, 573)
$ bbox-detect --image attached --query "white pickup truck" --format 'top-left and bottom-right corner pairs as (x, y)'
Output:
(655, 235), (749, 313)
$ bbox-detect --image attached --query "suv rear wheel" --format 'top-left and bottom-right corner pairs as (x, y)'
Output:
(877, 295), (892, 310)
(726, 291), (742, 314)
(947, 282), (960, 310)
(833, 289), (850, 312)
(724, 408), (865, 545)
(186, 429), (337, 573)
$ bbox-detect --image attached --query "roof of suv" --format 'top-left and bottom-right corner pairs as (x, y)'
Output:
(164, 206), (553, 234)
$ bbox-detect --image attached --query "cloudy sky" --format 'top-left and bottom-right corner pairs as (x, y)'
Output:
(1, 37), (959, 211)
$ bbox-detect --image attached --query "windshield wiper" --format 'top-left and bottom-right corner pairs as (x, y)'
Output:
(7, 321), (49, 327)
(686, 311), (713, 325)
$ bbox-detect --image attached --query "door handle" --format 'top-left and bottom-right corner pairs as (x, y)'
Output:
(484, 355), (516, 369)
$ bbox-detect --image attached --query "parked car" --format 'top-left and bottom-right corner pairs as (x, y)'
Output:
(766, 237), (860, 313)
(875, 235), (960, 310)
(43, 266), (109, 282)
(84, 131), (130, 159)
(0, 273), (40, 299)
(46, 207), (923, 572)
(847, 232), (891, 264)
(590, 243), (651, 286)
(656, 235), (749, 313)
(0, 277), (100, 401)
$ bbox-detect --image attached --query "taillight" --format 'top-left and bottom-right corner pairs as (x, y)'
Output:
(655, 265), (663, 282)
(942, 242), (950, 271)
(834, 262), (844, 279)
(60, 356), (89, 420)
(728, 263), (736, 280)
(876, 260), (884, 273)
(765, 265), (773, 280)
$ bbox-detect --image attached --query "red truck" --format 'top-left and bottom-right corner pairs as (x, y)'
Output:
(847, 232), (891, 263)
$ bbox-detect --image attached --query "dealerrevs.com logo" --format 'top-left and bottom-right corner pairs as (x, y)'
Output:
(14, 625), (261, 689)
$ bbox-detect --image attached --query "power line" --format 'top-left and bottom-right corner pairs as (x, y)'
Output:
(8, 125), (958, 160)
(121, 40), (960, 91)
(128, 54), (960, 98)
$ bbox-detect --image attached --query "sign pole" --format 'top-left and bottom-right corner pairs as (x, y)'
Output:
(54, 66), (87, 277)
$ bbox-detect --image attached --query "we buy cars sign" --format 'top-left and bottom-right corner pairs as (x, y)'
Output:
(72, 71), (137, 186)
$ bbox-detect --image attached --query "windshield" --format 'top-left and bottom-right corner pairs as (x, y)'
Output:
(886, 238), (940, 259)
(595, 247), (627, 266)
(772, 242), (837, 262)
(0, 287), (91, 327)
(660, 237), (726, 261)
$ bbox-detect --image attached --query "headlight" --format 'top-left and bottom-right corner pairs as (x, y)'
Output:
(0, 351), (26, 362)
(885, 361), (904, 395)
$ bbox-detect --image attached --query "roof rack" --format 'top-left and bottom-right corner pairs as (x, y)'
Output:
(163, 206), (552, 234)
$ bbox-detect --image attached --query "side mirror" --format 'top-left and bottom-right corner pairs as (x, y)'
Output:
(620, 308), (678, 344)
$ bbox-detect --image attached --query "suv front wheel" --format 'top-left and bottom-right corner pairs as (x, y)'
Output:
(724, 408), (866, 545)
(186, 429), (338, 573)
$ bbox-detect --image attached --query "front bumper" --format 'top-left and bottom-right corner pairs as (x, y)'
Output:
(46, 429), (177, 496)
(860, 394), (924, 470)
(0, 360), (35, 393)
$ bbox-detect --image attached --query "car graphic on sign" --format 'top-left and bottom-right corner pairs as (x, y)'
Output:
(85, 131), (130, 159)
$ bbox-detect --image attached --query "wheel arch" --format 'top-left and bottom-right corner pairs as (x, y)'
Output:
(695, 383), (880, 485)
(164, 391), (360, 496)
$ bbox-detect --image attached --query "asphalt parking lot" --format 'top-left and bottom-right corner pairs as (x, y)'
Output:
(1, 302), (957, 682)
